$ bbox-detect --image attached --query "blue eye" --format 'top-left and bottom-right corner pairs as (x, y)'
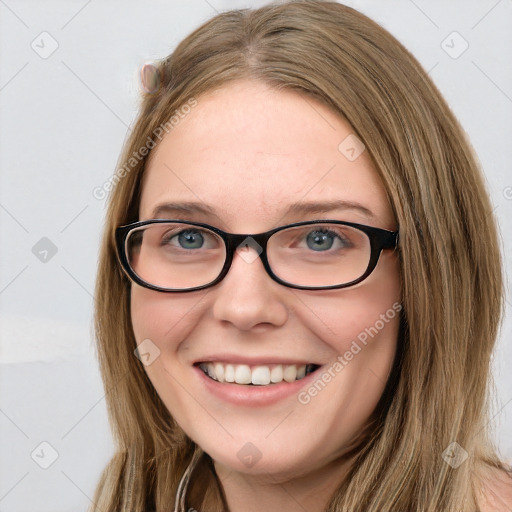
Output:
(158, 225), (221, 253)
(175, 229), (204, 249)
(161, 229), (206, 249)
(305, 229), (348, 251)
(306, 230), (333, 251)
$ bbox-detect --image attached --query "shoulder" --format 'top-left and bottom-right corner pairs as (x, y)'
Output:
(477, 467), (512, 512)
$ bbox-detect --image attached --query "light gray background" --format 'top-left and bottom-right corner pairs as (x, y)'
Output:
(0, 1), (511, 510)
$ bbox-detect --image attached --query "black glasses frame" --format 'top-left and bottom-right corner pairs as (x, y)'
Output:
(115, 219), (399, 292)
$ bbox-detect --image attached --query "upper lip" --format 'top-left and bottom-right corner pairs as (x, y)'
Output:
(193, 355), (320, 366)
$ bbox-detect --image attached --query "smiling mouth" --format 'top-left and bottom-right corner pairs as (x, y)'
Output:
(196, 362), (320, 386)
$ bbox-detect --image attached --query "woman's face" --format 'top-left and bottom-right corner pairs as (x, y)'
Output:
(131, 79), (401, 480)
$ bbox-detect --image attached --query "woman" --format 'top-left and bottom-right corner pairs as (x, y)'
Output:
(91, 1), (512, 510)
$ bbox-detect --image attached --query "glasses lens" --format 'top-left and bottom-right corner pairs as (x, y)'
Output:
(125, 223), (226, 290)
(267, 223), (371, 287)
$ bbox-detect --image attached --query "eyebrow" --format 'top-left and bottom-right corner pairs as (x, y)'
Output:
(150, 200), (375, 221)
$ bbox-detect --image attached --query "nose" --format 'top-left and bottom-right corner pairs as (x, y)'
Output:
(211, 245), (289, 331)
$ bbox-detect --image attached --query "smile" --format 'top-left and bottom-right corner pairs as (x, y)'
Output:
(196, 362), (320, 385)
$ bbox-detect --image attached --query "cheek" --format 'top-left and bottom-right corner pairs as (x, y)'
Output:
(293, 265), (401, 451)
(298, 254), (401, 357)
(129, 286), (208, 420)
(130, 285), (207, 347)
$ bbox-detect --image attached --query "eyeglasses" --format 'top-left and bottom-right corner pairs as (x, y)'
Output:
(115, 219), (399, 292)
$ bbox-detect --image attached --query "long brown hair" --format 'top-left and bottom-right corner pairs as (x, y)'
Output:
(90, 1), (509, 510)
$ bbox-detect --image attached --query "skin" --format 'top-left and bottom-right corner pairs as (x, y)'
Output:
(130, 79), (402, 511)
(477, 467), (512, 512)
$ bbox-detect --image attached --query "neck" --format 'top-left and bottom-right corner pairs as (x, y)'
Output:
(213, 454), (356, 512)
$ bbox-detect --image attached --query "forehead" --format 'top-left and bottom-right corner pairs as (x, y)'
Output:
(139, 79), (395, 231)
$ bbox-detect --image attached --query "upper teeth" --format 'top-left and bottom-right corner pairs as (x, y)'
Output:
(198, 362), (316, 385)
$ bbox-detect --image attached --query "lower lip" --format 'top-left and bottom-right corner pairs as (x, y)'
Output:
(193, 365), (322, 406)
